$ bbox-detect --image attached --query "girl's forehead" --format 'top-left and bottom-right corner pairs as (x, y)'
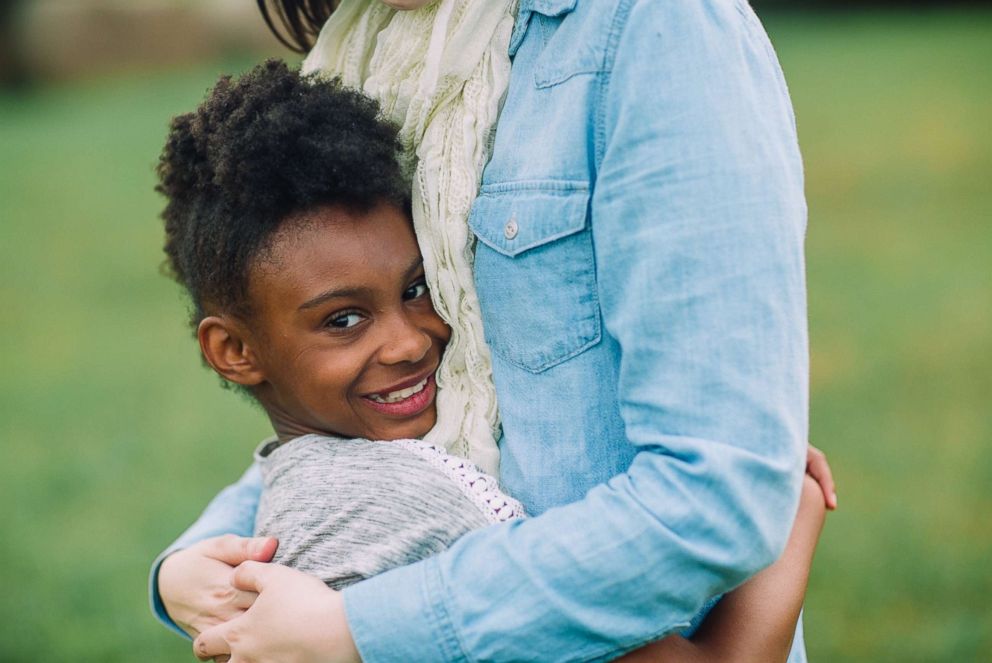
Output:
(249, 203), (421, 309)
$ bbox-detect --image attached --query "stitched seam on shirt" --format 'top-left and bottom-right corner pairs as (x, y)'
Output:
(535, 67), (600, 89)
(593, 0), (635, 167)
(491, 321), (601, 374)
(473, 215), (587, 256)
(478, 179), (589, 194)
(423, 561), (471, 662)
(584, 0), (635, 383)
(532, 8), (605, 88)
(585, 3), (694, 655)
(469, 186), (591, 257)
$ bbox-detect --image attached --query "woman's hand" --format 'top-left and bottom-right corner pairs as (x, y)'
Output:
(193, 562), (361, 663)
(157, 535), (278, 638)
(805, 444), (837, 510)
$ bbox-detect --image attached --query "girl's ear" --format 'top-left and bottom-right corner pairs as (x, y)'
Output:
(197, 316), (266, 387)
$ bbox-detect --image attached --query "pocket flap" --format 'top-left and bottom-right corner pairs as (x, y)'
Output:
(469, 183), (590, 258)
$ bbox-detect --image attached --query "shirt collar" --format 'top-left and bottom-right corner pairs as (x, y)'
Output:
(511, 0), (577, 56)
(518, 0), (578, 17)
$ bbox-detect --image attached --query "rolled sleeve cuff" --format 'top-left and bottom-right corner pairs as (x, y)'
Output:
(343, 557), (466, 663)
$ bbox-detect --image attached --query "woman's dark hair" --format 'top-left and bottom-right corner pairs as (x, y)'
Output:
(157, 59), (407, 327)
(257, 0), (338, 53)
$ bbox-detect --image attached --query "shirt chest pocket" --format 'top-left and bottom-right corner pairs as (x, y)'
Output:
(469, 183), (601, 373)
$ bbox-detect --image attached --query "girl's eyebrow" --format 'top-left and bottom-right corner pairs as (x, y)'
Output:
(402, 256), (425, 280)
(298, 257), (424, 311)
(298, 286), (373, 311)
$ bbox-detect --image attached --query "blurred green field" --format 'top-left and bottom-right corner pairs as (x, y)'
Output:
(1, 9), (990, 663)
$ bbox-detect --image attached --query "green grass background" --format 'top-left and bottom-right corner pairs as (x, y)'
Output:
(1, 9), (989, 662)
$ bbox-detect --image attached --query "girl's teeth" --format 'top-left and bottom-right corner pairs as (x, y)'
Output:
(369, 377), (428, 404)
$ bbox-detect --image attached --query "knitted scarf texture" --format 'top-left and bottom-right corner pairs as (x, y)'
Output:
(302, 0), (517, 475)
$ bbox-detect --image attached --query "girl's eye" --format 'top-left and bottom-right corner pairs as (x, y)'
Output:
(404, 280), (430, 301)
(327, 312), (364, 329)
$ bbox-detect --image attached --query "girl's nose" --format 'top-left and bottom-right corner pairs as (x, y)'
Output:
(377, 314), (432, 366)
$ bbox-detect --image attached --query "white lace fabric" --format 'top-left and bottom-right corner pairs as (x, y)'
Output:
(302, 0), (518, 476)
(394, 439), (526, 523)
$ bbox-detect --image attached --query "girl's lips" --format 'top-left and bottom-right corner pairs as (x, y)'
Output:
(361, 374), (436, 418)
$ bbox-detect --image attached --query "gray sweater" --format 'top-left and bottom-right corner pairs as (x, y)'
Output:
(254, 435), (525, 590)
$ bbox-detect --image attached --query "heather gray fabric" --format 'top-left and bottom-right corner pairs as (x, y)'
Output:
(254, 435), (524, 590)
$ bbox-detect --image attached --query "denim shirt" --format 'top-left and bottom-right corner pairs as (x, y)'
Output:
(151, 1), (810, 660)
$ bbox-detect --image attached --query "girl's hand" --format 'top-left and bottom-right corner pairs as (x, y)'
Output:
(157, 535), (278, 638)
(805, 443), (837, 510)
(193, 562), (361, 663)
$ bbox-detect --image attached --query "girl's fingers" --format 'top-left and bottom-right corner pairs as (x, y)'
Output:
(806, 444), (838, 510)
(198, 535), (278, 566)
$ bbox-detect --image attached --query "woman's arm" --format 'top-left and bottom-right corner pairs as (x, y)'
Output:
(618, 474), (827, 663)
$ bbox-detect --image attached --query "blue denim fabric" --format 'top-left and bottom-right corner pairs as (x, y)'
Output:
(150, 1), (810, 660)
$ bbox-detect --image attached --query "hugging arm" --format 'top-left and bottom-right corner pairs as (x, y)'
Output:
(619, 475), (827, 663)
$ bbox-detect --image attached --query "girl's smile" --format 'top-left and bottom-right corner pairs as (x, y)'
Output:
(362, 372), (437, 416)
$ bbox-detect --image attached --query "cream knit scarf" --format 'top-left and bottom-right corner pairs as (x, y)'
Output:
(302, 0), (517, 476)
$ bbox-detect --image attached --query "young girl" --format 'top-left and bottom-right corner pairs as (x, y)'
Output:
(156, 60), (828, 663)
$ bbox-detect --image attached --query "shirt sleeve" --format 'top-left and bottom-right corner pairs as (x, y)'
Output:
(343, 3), (809, 661)
(148, 462), (263, 638)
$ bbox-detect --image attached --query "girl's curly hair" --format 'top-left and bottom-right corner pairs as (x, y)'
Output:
(157, 59), (407, 327)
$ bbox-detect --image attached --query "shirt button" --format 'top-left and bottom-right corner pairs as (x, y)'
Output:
(504, 217), (518, 240)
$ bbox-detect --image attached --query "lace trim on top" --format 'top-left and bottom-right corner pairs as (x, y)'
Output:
(394, 439), (526, 524)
